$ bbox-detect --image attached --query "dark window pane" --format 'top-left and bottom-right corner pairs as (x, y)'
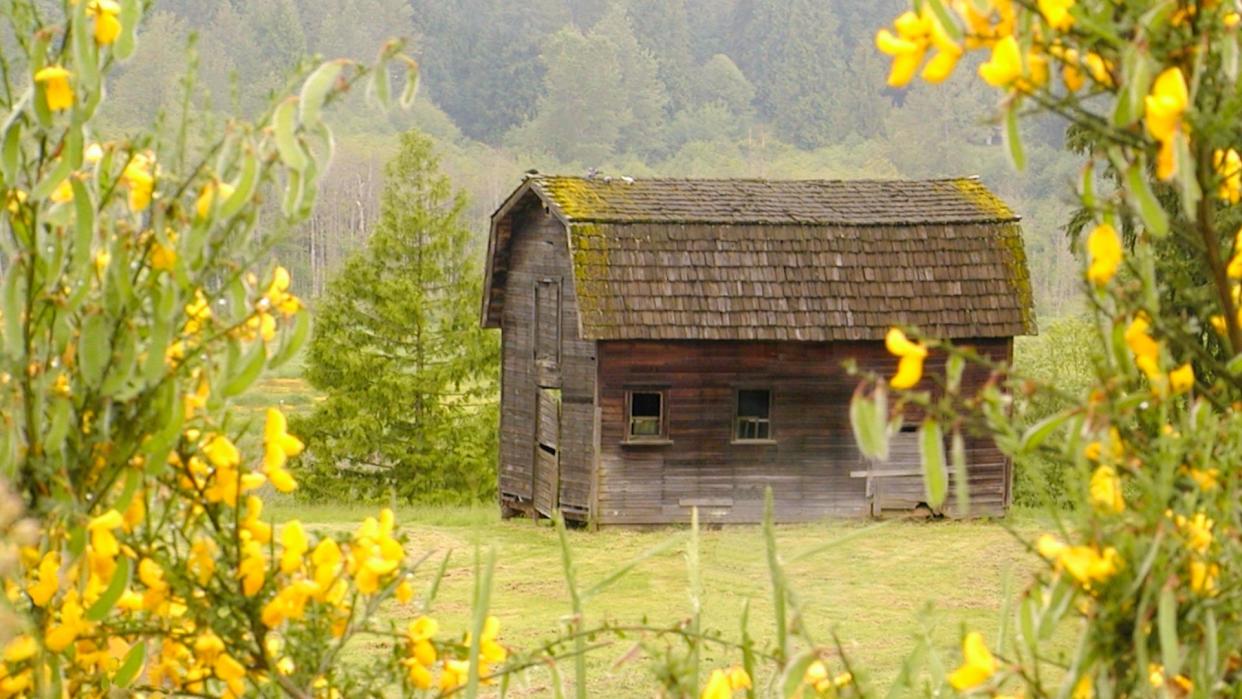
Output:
(631, 392), (662, 418)
(738, 390), (770, 419)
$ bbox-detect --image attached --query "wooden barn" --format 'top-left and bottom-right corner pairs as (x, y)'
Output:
(480, 176), (1035, 527)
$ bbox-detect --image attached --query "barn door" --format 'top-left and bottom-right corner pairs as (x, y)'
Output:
(532, 388), (561, 517)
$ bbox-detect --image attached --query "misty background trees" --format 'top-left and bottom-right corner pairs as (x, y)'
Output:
(99, 0), (1082, 321)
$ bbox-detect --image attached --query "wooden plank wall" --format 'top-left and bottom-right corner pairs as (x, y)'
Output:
(594, 339), (1012, 526)
(498, 202), (596, 519)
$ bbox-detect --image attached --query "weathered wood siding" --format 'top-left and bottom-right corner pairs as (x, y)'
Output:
(594, 339), (1012, 526)
(498, 203), (596, 519)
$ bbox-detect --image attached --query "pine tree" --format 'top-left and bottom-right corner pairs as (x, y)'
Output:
(294, 130), (499, 504)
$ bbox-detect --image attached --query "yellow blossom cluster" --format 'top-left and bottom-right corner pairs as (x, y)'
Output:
(438, 616), (508, 691)
(874, 0), (1117, 99)
(700, 665), (751, 699)
(1144, 68), (1190, 181)
(1036, 534), (1123, 591)
(800, 661), (852, 697)
(885, 327), (928, 389)
(1123, 315), (1194, 396)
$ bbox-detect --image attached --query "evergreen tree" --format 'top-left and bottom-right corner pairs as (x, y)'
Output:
(507, 27), (629, 163)
(622, 0), (695, 112)
(592, 6), (670, 157)
(294, 130), (499, 504)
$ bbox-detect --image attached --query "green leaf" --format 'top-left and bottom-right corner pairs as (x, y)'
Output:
(1227, 352), (1242, 376)
(951, 429), (968, 516)
(45, 398), (72, 448)
(1004, 105), (1025, 170)
(114, 0), (141, 59)
(300, 60), (346, 127)
(281, 168), (304, 218)
(1080, 162), (1095, 211)
(1019, 411), (1071, 453)
(919, 419), (947, 508)
(112, 641), (145, 687)
(1174, 133), (1201, 218)
(1224, 36), (1240, 83)
(945, 354), (964, 393)
(368, 62), (392, 108)
(78, 314), (112, 387)
(780, 651), (819, 699)
(87, 556), (131, 621)
(220, 145), (257, 220)
(849, 386), (890, 461)
(222, 342), (266, 398)
(70, 177), (95, 276)
(71, 0), (100, 91)
(142, 289), (174, 387)
(272, 97), (308, 171)
(399, 58), (421, 108)
(1158, 586), (1181, 677)
(270, 310), (310, 369)
(1126, 162), (1169, 237)
(2, 265), (23, 360)
(924, 0), (963, 41)
(1, 117), (21, 183)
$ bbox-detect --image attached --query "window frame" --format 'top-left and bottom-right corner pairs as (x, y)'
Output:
(732, 388), (775, 444)
(624, 389), (670, 443)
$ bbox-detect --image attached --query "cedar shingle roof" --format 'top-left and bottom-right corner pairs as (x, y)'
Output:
(533, 176), (1019, 226)
(482, 176), (1035, 341)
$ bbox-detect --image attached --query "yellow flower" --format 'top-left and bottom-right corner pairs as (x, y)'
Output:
(150, 239), (177, 272)
(280, 520), (308, 574)
(1149, 663), (1165, 688)
(979, 35), (1023, 88)
(93, 249), (111, 273)
(701, 669), (733, 699)
(1227, 228), (1242, 279)
(1037, 0), (1075, 30)
(1083, 52), (1112, 86)
(3, 635), (38, 663)
(27, 551), (60, 607)
(1173, 511), (1213, 553)
(190, 537), (217, 585)
(215, 652), (248, 696)
(185, 289), (212, 335)
(1089, 465), (1124, 513)
(885, 327), (928, 389)
(264, 266), (302, 317)
(121, 153), (155, 212)
(264, 408), (304, 493)
(1185, 467), (1220, 491)
(45, 589), (91, 652)
(34, 66), (74, 112)
(1145, 68), (1189, 181)
(89, 0), (122, 45)
(203, 435), (241, 469)
(947, 631), (996, 690)
(311, 537), (343, 592)
(1169, 362), (1194, 394)
(440, 659), (470, 691)
(1037, 535), (1122, 589)
(875, 8), (962, 87)
(195, 179), (236, 219)
(1073, 673), (1094, 699)
(1086, 223), (1121, 286)
(1215, 148), (1242, 204)
(238, 538), (267, 597)
(50, 178), (74, 204)
(1189, 558), (1219, 596)
(1124, 315), (1163, 384)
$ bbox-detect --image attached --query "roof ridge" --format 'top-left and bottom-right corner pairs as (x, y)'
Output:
(529, 174), (983, 184)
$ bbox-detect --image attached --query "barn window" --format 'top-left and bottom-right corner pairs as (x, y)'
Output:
(735, 389), (772, 441)
(626, 391), (666, 441)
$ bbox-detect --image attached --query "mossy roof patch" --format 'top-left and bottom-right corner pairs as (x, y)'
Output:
(530, 175), (1021, 226)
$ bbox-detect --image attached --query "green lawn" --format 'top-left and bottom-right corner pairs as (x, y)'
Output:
(266, 502), (1052, 696)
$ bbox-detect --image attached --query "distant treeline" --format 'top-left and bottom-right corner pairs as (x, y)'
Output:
(97, 0), (1085, 319)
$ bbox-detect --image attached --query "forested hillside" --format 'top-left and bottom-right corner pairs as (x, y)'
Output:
(106, 0), (1082, 318)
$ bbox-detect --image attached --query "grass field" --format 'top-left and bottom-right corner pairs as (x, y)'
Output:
(266, 502), (1050, 696)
